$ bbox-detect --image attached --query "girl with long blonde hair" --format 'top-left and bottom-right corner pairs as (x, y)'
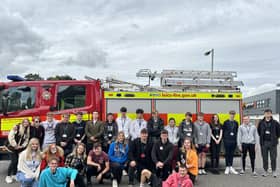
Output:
(108, 131), (129, 186)
(16, 138), (42, 187)
(5, 118), (30, 184)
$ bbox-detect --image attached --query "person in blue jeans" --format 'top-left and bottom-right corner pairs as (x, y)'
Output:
(108, 131), (129, 186)
(16, 138), (41, 187)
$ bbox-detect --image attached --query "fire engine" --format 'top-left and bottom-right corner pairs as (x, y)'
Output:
(0, 69), (243, 156)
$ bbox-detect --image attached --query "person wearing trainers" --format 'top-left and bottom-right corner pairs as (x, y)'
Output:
(222, 110), (239, 175)
(6, 118), (30, 184)
(152, 129), (174, 181)
(16, 138), (41, 187)
(257, 109), (280, 178)
(194, 112), (211, 175)
(210, 114), (223, 173)
(237, 115), (258, 177)
(86, 143), (111, 186)
(108, 131), (129, 186)
(177, 138), (198, 184)
(128, 128), (154, 186)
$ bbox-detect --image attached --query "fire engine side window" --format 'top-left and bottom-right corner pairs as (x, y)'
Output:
(6, 86), (36, 112)
(56, 85), (86, 110)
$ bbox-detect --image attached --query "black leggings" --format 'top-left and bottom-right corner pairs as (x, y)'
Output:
(210, 141), (221, 168)
(8, 152), (19, 176)
(241, 143), (256, 172)
(188, 172), (196, 185)
(110, 162), (124, 184)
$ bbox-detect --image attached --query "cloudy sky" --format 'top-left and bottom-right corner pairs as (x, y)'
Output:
(0, 0), (279, 97)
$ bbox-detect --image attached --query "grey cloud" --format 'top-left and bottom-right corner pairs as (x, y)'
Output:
(62, 47), (108, 68)
(0, 7), (45, 79)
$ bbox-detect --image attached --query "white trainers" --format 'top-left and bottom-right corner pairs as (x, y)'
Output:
(230, 167), (239, 175)
(122, 170), (128, 176)
(272, 171), (277, 178)
(262, 171), (268, 177)
(252, 171), (258, 177)
(5, 176), (13, 184)
(201, 169), (207, 175)
(239, 170), (245, 175)
(224, 167), (230, 175)
(112, 179), (118, 187)
(198, 169), (202, 175)
(11, 175), (17, 181)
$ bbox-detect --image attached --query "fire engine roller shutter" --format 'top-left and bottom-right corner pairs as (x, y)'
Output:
(106, 99), (152, 113)
(155, 100), (196, 113)
(200, 100), (241, 124)
(155, 99), (197, 125)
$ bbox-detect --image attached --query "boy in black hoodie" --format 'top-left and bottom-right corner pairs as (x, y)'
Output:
(128, 128), (154, 186)
(151, 129), (173, 180)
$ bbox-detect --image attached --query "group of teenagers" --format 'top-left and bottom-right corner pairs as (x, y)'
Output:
(4, 106), (280, 187)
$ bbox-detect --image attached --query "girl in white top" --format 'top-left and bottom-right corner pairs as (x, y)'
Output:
(17, 138), (42, 187)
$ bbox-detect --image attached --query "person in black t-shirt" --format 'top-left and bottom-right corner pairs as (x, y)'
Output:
(147, 111), (164, 143)
(30, 116), (45, 148)
(55, 113), (75, 157)
(103, 113), (118, 153)
(222, 110), (239, 175)
(73, 112), (87, 145)
(210, 114), (223, 172)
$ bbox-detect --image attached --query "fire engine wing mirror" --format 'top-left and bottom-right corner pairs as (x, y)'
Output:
(1, 90), (9, 115)
(0, 85), (5, 91)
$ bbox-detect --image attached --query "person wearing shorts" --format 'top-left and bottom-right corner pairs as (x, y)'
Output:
(194, 112), (211, 175)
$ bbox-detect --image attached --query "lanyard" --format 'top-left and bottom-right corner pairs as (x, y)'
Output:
(63, 123), (69, 135)
(138, 119), (142, 127)
(229, 120), (235, 132)
(121, 118), (126, 129)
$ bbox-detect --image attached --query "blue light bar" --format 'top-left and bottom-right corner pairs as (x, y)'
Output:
(7, 75), (26, 81)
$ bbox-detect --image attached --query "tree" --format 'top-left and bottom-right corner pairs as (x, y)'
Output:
(47, 75), (75, 80)
(24, 73), (44, 81)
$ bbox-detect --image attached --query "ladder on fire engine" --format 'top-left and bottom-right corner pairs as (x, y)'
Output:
(91, 69), (243, 92)
(136, 69), (243, 92)
(102, 77), (163, 92)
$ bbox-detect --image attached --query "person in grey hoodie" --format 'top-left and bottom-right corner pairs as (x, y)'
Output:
(237, 115), (258, 177)
(194, 112), (211, 175)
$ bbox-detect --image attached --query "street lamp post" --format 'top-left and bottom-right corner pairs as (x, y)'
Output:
(204, 48), (214, 72)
